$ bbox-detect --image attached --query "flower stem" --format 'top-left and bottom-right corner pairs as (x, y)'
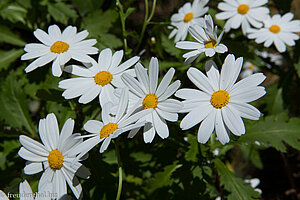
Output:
(114, 141), (123, 200)
(215, 54), (223, 68)
(116, 0), (128, 53)
(136, 0), (157, 52)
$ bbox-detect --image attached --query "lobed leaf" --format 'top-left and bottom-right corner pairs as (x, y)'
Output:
(213, 158), (260, 200)
(238, 114), (300, 152)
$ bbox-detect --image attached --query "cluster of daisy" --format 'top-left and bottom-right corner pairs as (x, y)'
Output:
(170, 0), (300, 54)
(17, 24), (185, 198)
(7, 0), (280, 198)
(216, 0), (300, 53)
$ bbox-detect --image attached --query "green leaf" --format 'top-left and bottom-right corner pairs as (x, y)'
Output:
(161, 34), (181, 58)
(294, 58), (300, 78)
(238, 114), (300, 152)
(125, 174), (143, 186)
(82, 10), (118, 36)
(0, 140), (21, 170)
(0, 3), (27, 24)
(48, 2), (77, 25)
(46, 101), (76, 129)
(0, 25), (26, 46)
(102, 149), (117, 165)
(124, 7), (135, 19)
(97, 33), (123, 50)
(0, 49), (24, 71)
(264, 84), (285, 115)
(130, 152), (152, 163)
(185, 134), (199, 162)
(239, 144), (263, 169)
(0, 71), (36, 135)
(71, 0), (104, 16)
(147, 161), (182, 194)
(213, 158), (260, 200)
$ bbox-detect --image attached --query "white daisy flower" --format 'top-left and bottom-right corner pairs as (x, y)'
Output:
(248, 13), (300, 53)
(169, 0), (209, 42)
(18, 113), (90, 199)
(245, 178), (262, 194)
(0, 180), (53, 200)
(269, 53), (283, 66)
(58, 48), (139, 107)
(121, 57), (182, 143)
(215, 0), (269, 34)
(176, 15), (228, 65)
(175, 54), (266, 144)
(21, 24), (98, 77)
(0, 190), (8, 200)
(240, 61), (258, 78)
(74, 88), (152, 156)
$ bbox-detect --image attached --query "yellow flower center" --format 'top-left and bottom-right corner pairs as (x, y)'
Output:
(50, 41), (69, 54)
(205, 39), (217, 49)
(100, 123), (118, 139)
(48, 149), (64, 170)
(269, 25), (281, 34)
(210, 90), (229, 109)
(184, 12), (194, 23)
(142, 94), (158, 109)
(94, 71), (113, 86)
(237, 4), (249, 15)
(248, 64), (254, 70)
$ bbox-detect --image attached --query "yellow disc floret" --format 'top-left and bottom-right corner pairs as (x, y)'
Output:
(269, 25), (281, 34)
(237, 4), (249, 15)
(100, 123), (118, 139)
(50, 41), (69, 53)
(94, 71), (113, 86)
(142, 94), (158, 109)
(184, 12), (194, 23)
(210, 90), (229, 109)
(48, 149), (64, 170)
(205, 39), (217, 49)
(248, 64), (254, 70)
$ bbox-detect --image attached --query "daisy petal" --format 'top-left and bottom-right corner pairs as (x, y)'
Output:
(222, 105), (245, 136)
(215, 109), (230, 144)
(230, 101), (261, 120)
(180, 102), (212, 130)
(197, 109), (216, 143)
(156, 68), (175, 97)
(187, 67), (214, 94)
(149, 57), (159, 93)
(84, 120), (103, 134)
(19, 135), (49, 157)
(100, 137), (111, 153)
(61, 168), (82, 199)
(24, 162), (43, 175)
(158, 80), (181, 101)
(153, 111), (169, 139)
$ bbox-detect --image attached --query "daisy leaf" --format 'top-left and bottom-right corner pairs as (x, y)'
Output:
(213, 158), (261, 200)
(146, 161), (182, 194)
(161, 34), (181, 59)
(238, 114), (300, 152)
(0, 71), (36, 136)
(0, 25), (26, 46)
(47, 2), (77, 25)
(0, 49), (24, 71)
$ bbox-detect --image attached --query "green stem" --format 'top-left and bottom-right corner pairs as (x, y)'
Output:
(147, 0), (157, 24)
(136, 0), (157, 52)
(215, 54), (223, 68)
(115, 141), (123, 200)
(210, 131), (215, 146)
(116, 0), (128, 53)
